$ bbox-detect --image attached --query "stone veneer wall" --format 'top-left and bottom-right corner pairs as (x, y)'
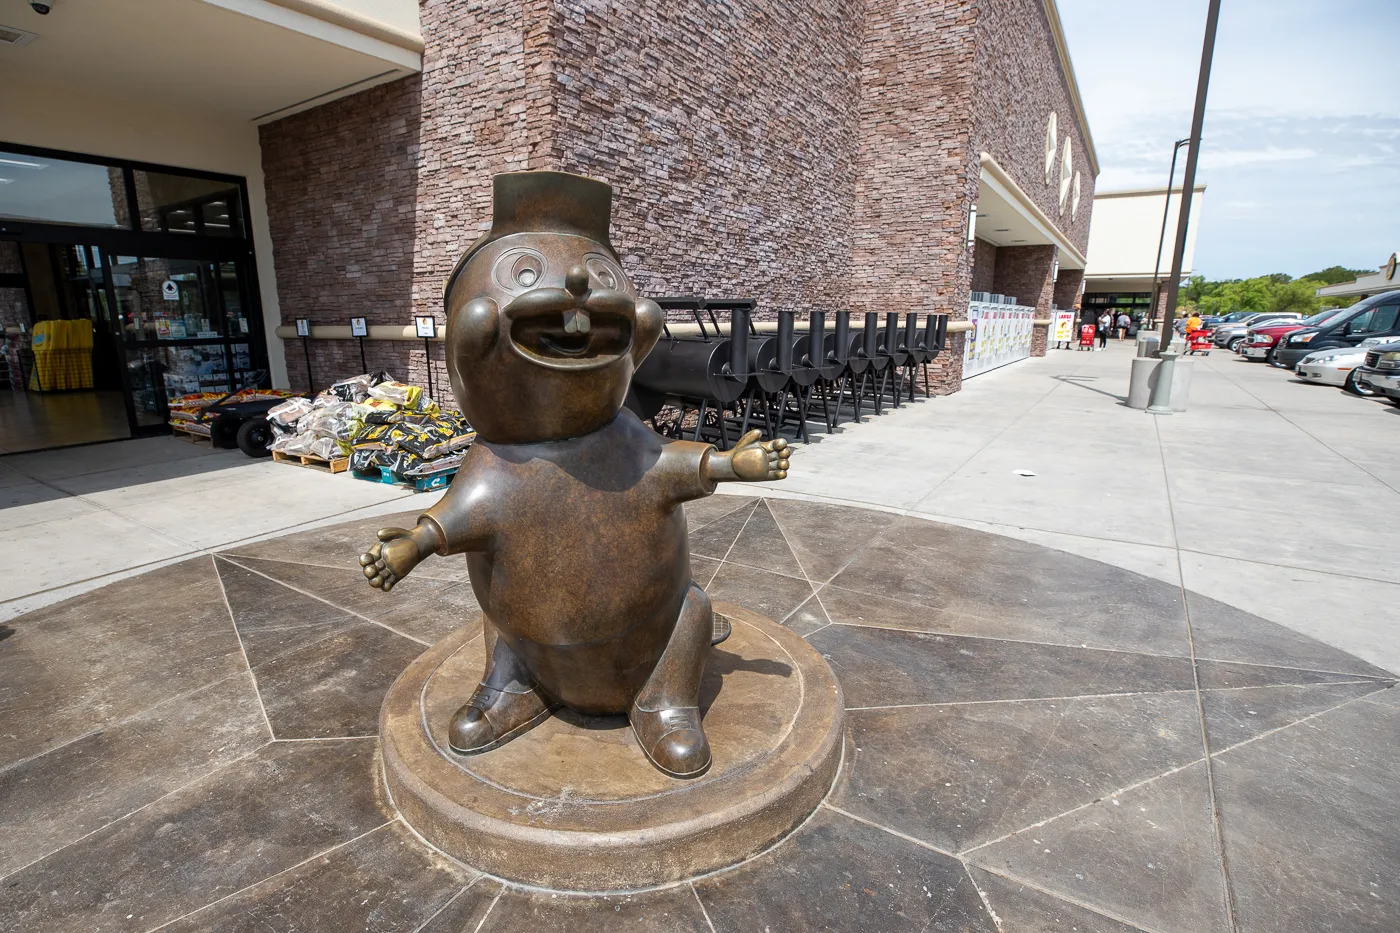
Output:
(1053, 268), (1084, 312)
(852, 0), (980, 394)
(971, 238), (998, 294)
(969, 0), (1094, 254)
(550, 0), (866, 317)
(992, 244), (1056, 312)
(260, 0), (556, 394)
(259, 0), (1093, 399)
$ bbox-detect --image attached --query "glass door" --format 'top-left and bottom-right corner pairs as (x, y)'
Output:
(103, 252), (267, 433)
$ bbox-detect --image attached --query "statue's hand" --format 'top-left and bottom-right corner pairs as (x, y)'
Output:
(359, 527), (424, 591)
(720, 430), (790, 483)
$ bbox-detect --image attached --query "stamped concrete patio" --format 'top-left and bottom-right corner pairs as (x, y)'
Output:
(1, 491), (1395, 932)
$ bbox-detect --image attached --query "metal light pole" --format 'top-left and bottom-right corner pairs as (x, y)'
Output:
(1148, 138), (1191, 329)
(1158, 0), (1221, 351)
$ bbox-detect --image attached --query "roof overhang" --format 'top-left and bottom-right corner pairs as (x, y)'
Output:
(1317, 253), (1400, 297)
(976, 153), (1088, 269)
(0, 0), (422, 124)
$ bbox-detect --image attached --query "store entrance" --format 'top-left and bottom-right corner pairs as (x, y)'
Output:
(0, 143), (268, 454)
(0, 242), (266, 453)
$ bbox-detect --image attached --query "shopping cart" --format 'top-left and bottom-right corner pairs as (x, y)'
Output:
(1185, 329), (1213, 355)
(1078, 324), (1096, 350)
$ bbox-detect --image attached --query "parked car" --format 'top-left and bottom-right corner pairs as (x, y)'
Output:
(1293, 337), (1395, 394)
(1347, 340), (1400, 402)
(1274, 290), (1400, 370)
(1241, 308), (1351, 362)
(1213, 312), (1303, 350)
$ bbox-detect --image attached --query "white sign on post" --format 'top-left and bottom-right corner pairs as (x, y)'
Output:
(161, 280), (179, 301)
(415, 315), (437, 339)
(295, 318), (310, 337)
(350, 317), (368, 337)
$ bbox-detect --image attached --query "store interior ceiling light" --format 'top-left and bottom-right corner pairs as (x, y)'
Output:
(0, 157), (46, 169)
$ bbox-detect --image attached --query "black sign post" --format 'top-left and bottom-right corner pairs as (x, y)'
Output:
(351, 317), (368, 373)
(295, 318), (313, 393)
(415, 315), (438, 400)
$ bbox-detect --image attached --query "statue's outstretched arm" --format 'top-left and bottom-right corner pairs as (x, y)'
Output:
(359, 522), (443, 592)
(360, 475), (492, 591)
(702, 430), (790, 484)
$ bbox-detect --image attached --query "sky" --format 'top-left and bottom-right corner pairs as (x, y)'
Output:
(1056, 0), (1400, 280)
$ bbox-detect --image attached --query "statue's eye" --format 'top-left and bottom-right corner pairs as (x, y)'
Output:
(493, 248), (547, 291)
(585, 254), (623, 290)
(513, 255), (542, 287)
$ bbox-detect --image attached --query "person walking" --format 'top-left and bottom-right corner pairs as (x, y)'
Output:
(1097, 311), (1111, 350)
(1116, 311), (1131, 340)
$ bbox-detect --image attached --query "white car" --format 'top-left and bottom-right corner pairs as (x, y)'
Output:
(1293, 337), (1392, 394)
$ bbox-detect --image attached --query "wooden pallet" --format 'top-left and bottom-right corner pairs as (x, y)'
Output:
(272, 450), (351, 474)
(351, 465), (456, 492)
(170, 422), (212, 446)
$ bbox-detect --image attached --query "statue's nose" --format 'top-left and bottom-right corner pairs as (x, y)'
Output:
(565, 265), (590, 298)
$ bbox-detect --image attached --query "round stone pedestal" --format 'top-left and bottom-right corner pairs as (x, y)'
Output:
(379, 602), (843, 891)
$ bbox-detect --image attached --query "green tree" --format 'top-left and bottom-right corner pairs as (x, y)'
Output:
(1302, 265), (1370, 286)
(1266, 279), (1322, 316)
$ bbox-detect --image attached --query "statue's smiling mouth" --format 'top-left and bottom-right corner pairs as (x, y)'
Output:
(510, 310), (632, 367)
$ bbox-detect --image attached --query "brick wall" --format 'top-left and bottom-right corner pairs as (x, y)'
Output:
(970, 0), (1094, 254)
(971, 238), (998, 294)
(260, 0), (556, 395)
(852, 0), (980, 395)
(992, 244), (1055, 312)
(1053, 267), (1084, 312)
(550, 0), (865, 317)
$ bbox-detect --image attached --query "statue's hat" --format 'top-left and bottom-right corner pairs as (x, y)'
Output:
(445, 171), (616, 298)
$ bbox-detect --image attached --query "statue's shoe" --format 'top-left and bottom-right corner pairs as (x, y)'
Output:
(448, 684), (553, 754)
(631, 705), (712, 779)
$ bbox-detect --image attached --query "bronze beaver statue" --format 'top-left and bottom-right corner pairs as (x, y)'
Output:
(360, 171), (789, 778)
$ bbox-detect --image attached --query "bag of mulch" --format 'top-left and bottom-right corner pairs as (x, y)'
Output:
(301, 400), (359, 440)
(352, 423), (396, 450)
(367, 380), (422, 408)
(355, 398), (402, 424)
(395, 420), (450, 458)
(272, 430), (318, 455)
(403, 450), (465, 476)
(377, 448), (426, 476)
(368, 370), (394, 386)
(349, 448), (380, 472)
(329, 373), (375, 403)
(309, 436), (340, 460)
(267, 396), (314, 428)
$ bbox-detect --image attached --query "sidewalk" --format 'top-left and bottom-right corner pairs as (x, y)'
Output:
(759, 340), (1400, 673)
(0, 439), (427, 620)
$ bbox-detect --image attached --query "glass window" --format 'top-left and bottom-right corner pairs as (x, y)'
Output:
(0, 151), (129, 228)
(109, 256), (226, 341)
(1357, 304), (1400, 334)
(134, 171), (244, 238)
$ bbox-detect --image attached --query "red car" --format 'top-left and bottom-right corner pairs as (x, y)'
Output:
(1240, 308), (1350, 364)
(1239, 320), (1310, 362)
